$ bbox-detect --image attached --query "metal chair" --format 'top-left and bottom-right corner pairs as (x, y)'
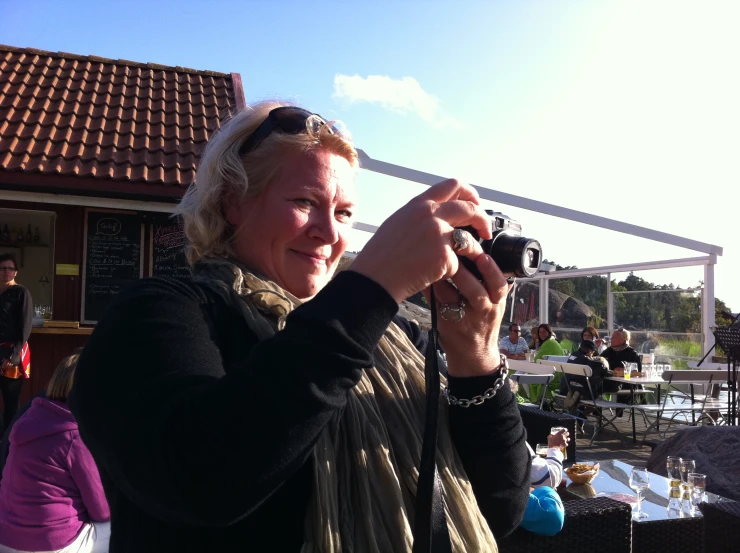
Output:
(558, 362), (625, 445)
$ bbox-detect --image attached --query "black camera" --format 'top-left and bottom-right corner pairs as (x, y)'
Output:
(458, 210), (542, 279)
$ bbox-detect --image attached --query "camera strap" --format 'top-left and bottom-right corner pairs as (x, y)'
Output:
(412, 286), (453, 553)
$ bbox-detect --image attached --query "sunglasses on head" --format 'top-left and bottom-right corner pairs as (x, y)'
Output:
(239, 106), (348, 156)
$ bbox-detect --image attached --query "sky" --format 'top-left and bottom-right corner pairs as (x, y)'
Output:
(2, 0), (738, 310)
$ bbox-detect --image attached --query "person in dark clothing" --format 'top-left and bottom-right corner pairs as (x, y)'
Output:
(70, 102), (530, 553)
(601, 328), (643, 407)
(559, 340), (617, 399)
(0, 253), (33, 435)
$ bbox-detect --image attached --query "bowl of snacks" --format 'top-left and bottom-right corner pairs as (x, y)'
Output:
(565, 463), (600, 484)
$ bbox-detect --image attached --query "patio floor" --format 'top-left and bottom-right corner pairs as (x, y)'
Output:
(573, 411), (685, 465)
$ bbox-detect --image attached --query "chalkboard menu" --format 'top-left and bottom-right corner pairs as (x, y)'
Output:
(150, 218), (190, 279)
(82, 210), (143, 323)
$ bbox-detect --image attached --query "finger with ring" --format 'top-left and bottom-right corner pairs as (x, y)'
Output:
(452, 229), (469, 252)
(439, 300), (466, 322)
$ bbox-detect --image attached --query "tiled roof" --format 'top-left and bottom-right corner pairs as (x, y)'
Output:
(0, 44), (245, 194)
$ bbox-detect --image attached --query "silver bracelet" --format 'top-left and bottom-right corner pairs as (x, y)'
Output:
(444, 355), (509, 408)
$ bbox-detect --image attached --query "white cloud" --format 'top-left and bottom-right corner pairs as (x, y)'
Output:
(333, 74), (459, 127)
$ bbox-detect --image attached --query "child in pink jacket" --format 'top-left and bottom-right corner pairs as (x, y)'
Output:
(0, 352), (110, 553)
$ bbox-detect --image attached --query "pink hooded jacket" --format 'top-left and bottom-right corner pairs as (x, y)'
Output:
(0, 397), (110, 551)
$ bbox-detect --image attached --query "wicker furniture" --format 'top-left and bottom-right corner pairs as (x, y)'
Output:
(566, 459), (733, 553)
(518, 405), (577, 461)
(699, 500), (740, 553)
(498, 493), (632, 553)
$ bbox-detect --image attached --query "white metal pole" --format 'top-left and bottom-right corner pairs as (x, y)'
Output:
(607, 272), (614, 335)
(540, 277), (548, 326)
(703, 261), (716, 359)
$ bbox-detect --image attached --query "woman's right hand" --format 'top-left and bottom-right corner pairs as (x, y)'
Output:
(350, 179), (492, 303)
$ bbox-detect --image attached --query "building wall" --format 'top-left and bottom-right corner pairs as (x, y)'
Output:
(0, 197), (170, 404)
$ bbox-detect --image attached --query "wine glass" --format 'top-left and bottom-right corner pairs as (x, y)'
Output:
(629, 466), (650, 520)
(680, 459), (696, 483)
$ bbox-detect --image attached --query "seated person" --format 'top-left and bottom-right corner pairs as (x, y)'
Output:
(601, 328), (643, 406)
(581, 326), (607, 354)
(0, 353), (110, 553)
(558, 332), (577, 355)
(499, 323), (530, 360)
(533, 324), (565, 361)
(521, 428), (568, 536)
(559, 340), (619, 405)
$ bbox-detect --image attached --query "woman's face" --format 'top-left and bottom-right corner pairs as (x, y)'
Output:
(538, 327), (549, 340)
(226, 149), (357, 299)
(582, 331), (594, 341)
(0, 261), (17, 285)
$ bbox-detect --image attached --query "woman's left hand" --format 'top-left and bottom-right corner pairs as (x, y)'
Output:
(423, 246), (511, 377)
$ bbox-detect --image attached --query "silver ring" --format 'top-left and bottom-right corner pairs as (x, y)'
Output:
(452, 229), (468, 252)
(440, 300), (466, 322)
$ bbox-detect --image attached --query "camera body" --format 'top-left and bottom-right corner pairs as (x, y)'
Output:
(458, 210), (542, 279)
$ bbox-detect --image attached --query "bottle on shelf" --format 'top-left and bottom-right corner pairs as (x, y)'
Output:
(26, 224), (33, 243)
(17, 226), (24, 242)
(34, 226), (40, 242)
(2, 224), (8, 241)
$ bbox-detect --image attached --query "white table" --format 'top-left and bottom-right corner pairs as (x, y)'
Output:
(605, 375), (717, 442)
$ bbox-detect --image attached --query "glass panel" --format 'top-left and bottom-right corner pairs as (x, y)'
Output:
(612, 288), (702, 367)
(502, 279), (540, 346)
(616, 330), (702, 368)
(547, 276), (609, 351)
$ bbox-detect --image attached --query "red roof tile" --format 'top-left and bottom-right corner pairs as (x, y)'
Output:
(0, 44), (245, 193)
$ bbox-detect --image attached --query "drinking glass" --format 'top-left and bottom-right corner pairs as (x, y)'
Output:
(535, 444), (548, 458)
(550, 426), (568, 460)
(623, 364), (631, 380)
(666, 456), (682, 488)
(688, 473), (707, 514)
(629, 467), (650, 520)
(680, 459), (696, 483)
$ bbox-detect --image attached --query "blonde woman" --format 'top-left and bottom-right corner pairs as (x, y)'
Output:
(70, 102), (529, 552)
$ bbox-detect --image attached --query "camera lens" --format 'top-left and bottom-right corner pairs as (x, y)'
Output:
(488, 235), (542, 278)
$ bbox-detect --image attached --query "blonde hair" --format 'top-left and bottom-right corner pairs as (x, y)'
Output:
(46, 352), (80, 401)
(176, 101), (360, 264)
(614, 328), (631, 343)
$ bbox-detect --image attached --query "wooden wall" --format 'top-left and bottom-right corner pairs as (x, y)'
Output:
(0, 198), (166, 403)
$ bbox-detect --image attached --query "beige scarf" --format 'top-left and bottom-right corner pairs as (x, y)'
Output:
(194, 258), (498, 553)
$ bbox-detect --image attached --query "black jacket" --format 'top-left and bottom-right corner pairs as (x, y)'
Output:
(0, 284), (33, 366)
(70, 271), (529, 553)
(601, 346), (642, 372)
(560, 350), (613, 397)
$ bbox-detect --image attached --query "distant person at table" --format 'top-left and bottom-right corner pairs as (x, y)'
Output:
(559, 340), (616, 402)
(601, 329), (642, 373)
(580, 326), (607, 354)
(558, 332), (577, 355)
(601, 328), (642, 410)
(0, 253), (33, 436)
(0, 352), (110, 553)
(500, 323), (530, 360)
(533, 324), (564, 361)
(527, 327), (540, 350)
